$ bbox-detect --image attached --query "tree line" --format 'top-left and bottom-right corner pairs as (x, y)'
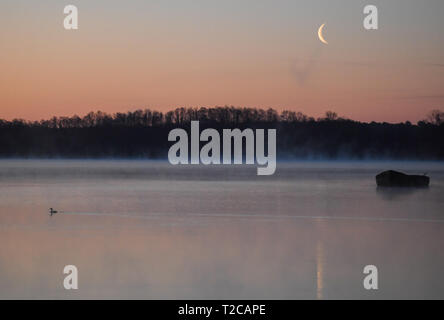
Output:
(0, 107), (443, 159)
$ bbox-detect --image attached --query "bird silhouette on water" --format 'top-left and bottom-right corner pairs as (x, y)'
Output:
(49, 208), (58, 216)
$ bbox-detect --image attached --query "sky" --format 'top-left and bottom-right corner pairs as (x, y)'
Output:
(0, 0), (443, 123)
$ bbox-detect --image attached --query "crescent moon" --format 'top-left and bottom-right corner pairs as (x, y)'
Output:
(318, 23), (328, 45)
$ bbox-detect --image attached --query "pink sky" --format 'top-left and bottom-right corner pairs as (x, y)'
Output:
(1, 0), (443, 123)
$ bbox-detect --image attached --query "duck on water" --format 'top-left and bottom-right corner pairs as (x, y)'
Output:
(376, 170), (430, 187)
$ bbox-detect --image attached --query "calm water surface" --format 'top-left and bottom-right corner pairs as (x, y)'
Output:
(0, 160), (443, 299)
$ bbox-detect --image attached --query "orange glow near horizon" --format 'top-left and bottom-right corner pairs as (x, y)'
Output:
(1, 1), (443, 123)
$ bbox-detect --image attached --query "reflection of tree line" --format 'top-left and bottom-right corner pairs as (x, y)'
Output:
(0, 107), (443, 159)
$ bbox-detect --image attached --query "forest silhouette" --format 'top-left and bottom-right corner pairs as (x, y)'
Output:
(1, 107), (443, 160)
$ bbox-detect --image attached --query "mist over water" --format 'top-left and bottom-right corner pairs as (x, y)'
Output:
(1, 160), (443, 299)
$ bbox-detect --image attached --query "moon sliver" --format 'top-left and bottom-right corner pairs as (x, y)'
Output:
(318, 23), (328, 44)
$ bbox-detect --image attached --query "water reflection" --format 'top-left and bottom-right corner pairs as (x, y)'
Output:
(315, 218), (325, 300)
(1, 160), (444, 299)
(316, 240), (324, 300)
(375, 186), (429, 201)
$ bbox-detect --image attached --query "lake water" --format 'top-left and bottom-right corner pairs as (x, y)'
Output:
(1, 160), (444, 299)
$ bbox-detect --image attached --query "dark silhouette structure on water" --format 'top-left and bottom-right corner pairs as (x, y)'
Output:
(376, 170), (430, 187)
(0, 107), (443, 160)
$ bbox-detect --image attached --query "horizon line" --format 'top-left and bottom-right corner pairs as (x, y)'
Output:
(1, 106), (441, 125)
